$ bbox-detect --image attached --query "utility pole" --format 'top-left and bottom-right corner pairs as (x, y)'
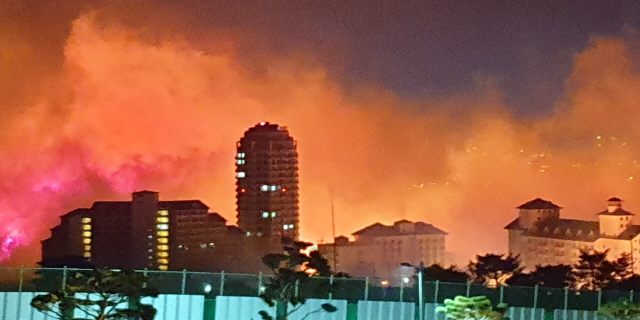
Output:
(331, 192), (338, 272)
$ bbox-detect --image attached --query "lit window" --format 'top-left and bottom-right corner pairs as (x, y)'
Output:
(200, 243), (207, 248)
(83, 252), (91, 258)
(157, 245), (169, 251)
(271, 212), (277, 218)
(158, 210), (169, 216)
(178, 245), (183, 249)
(158, 238), (168, 244)
(261, 185), (269, 192)
(148, 235), (153, 239)
(159, 265), (168, 270)
(237, 159), (245, 165)
(283, 225), (289, 230)
(157, 217), (169, 223)
(246, 231), (251, 236)
(237, 172), (246, 178)
(83, 225), (91, 230)
(82, 217), (91, 223)
(84, 245), (91, 251)
(288, 224), (295, 229)
(158, 258), (169, 264)
(157, 224), (169, 230)
(157, 231), (169, 237)
(83, 231), (92, 237)
(262, 212), (269, 218)
(270, 185), (277, 191)
(83, 238), (91, 244)
(237, 153), (245, 158)
(158, 252), (169, 257)
(209, 243), (215, 247)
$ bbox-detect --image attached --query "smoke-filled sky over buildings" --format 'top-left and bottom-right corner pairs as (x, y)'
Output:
(1, 0), (640, 265)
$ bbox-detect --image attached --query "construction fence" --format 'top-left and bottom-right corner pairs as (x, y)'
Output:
(0, 267), (638, 311)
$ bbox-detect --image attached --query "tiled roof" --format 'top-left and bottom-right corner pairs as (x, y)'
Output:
(608, 197), (623, 202)
(597, 208), (634, 216)
(517, 198), (561, 210)
(353, 220), (446, 237)
(505, 217), (640, 241)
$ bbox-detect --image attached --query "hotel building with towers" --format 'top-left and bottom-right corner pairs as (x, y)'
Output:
(235, 122), (300, 240)
(506, 197), (640, 274)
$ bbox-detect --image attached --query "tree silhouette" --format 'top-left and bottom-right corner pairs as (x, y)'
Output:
(423, 264), (469, 283)
(259, 238), (338, 320)
(31, 268), (158, 320)
(468, 253), (522, 287)
(33, 255), (96, 291)
(570, 249), (616, 290)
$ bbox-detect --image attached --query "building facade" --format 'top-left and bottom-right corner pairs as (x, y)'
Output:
(42, 191), (231, 271)
(318, 220), (447, 280)
(236, 122), (300, 239)
(505, 197), (640, 274)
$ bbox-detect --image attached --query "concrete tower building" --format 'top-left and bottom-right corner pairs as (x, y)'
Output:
(235, 122), (300, 239)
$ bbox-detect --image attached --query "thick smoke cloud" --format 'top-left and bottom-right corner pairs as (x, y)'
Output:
(1, 3), (640, 266)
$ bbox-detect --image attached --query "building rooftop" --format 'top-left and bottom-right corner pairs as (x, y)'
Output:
(353, 220), (446, 237)
(516, 198), (561, 210)
(505, 217), (640, 241)
(597, 208), (635, 216)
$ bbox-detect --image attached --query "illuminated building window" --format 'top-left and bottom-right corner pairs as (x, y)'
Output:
(262, 212), (269, 218)
(237, 172), (246, 178)
(83, 231), (92, 237)
(261, 185), (269, 192)
(271, 212), (276, 218)
(237, 153), (245, 158)
(270, 185), (277, 191)
(237, 159), (245, 165)
(157, 217), (169, 223)
(158, 238), (168, 244)
(158, 252), (169, 257)
(246, 231), (251, 236)
(157, 224), (169, 230)
(158, 265), (168, 271)
(209, 243), (215, 247)
(83, 238), (91, 244)
(157, 231), (169, 237)
(283, 224), (289, 230)
(157, 258), (169, 264)
(84, 245), (91, 251)
(157, 210), (169, 216)
(157, 245), (169, 251)
(200, 243), (207, 249)
(83, 225), (91, 230)
(83, 252), (91, 258)
(82, 217), (91, 223)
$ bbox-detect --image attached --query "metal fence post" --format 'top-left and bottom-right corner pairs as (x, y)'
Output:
(499, 285), (504, 304)
(597, 289), (602, 311)
(18, 266), (24, 292)
(631, 290), (634, 302)
(364, 277), (369, 301)
(434, 280), (440, 304)
(563, 287), (569, 320)
(533, 285), (539, 309)
(400, 279), (404, 302)
(181, 269), (187, 294)
(329, 275), (334, 300)
(295, 279), (300, 298)
(143, 268), (148, 288)
(466, 281), (471, 297)
(258, 272), (263, 296)
(62, 266), (68, 289)
(220, 271), (225, 296)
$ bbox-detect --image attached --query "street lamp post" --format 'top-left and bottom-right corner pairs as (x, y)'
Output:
(401, 262), (425, 320)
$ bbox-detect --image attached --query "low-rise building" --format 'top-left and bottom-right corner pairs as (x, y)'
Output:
(318, 220), (447, 279)
(505, 197), (640, 273)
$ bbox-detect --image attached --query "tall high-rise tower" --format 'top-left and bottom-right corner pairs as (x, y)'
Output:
(236, 122), (299, 239)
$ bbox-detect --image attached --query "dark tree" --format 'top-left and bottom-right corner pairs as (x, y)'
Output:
(535, 265), (572, 288)
(570, 249), (616, 290)
(33, 255), (96, 291)
(31, 268), (158, 320)
(424, 264), (469, 283)
(505, 272), (538, 287)
(468, 253), (522, 287)
(613, 252), (633, 281)
(607, 275), (640, 291)
(259, 238), (338, 320)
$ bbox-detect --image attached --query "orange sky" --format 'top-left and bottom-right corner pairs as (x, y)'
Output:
(2, 6), (640, 266)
